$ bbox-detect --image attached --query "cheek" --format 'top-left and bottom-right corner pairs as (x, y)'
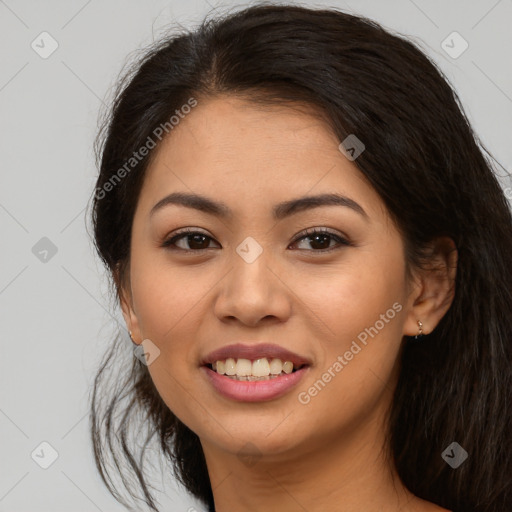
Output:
(301, 251), (406, 348)
(295, 249), (406, 409)
(130, 255), (209, 343)
(129, 257), (218, 424)
(129, 293), (203, 430)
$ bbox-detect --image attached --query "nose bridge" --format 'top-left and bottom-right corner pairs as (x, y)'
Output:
(230, 235), (273, 296)
(235, 235), (266, 266)
(214, 235), (290, 324)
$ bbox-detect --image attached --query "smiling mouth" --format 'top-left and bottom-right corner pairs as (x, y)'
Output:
(204, 357), (307, 381)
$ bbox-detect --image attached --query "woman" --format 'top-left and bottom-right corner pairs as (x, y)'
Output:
(89, 4), (512, 512)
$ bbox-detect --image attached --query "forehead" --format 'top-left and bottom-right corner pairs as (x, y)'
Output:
(156, 96), (339, 165)
(136, 96), (386, 222)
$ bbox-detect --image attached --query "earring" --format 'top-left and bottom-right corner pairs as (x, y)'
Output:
(414, 320), (424, 340)
(129, 330), (137, 344)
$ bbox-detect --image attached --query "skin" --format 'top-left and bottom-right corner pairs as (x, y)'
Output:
(120, 96), (457, 512)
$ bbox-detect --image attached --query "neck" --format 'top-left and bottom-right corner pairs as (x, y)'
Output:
(201, 402), (422, 512)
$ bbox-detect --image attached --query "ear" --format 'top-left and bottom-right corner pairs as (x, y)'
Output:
(403, 236), (458, 337)
(115, 263), (143, 345)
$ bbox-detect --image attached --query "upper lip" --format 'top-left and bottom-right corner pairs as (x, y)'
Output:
(201, 343), (312, 367)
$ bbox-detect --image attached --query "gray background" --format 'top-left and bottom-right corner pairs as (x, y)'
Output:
(1, 0), (511, 511)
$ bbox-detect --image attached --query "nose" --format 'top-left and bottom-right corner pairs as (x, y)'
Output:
(213, 244), (292, 327)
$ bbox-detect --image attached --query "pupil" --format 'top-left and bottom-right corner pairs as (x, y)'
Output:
(190, 234), (208, 249)
(311, 234), (329, 249)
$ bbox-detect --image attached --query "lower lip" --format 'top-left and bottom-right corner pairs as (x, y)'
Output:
(201, 365), (309, 402)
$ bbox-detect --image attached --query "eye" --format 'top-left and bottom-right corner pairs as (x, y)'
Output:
(289, 227), (351, 253)
(161, 228), (219, 252)
(161, 227), (351, 253)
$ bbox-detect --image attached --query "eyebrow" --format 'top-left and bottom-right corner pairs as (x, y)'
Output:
(150, 191), (369, 220)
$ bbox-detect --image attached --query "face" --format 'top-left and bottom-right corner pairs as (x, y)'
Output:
(121, 96), (424, 468)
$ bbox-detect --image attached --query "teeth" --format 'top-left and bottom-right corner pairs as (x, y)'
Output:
(282, 361), (293, 374)
(269, 358), (283, 375)
(252, 358), (270, 377)
(211, 357), (300, 378)
(225, 358), (236, 376)
(224, 374), (281, 381)
(235, 358), (252, 376)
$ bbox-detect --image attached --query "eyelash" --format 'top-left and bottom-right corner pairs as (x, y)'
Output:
(161, 227), (351, 254)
